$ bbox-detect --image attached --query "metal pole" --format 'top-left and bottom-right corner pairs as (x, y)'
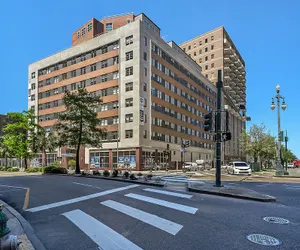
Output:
(215, 70), (223, 187)
(285, 130), (288, 171)
(276, 93), (283, 175)
(116, 131), (119, 169)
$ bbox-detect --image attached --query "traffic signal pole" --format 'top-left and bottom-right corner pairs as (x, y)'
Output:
(215, 70), (223, 187)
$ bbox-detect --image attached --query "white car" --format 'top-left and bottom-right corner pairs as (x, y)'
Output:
(287, 162), (295, 168)
(183, 162), (198, 171)
(227, 161), (252, 175)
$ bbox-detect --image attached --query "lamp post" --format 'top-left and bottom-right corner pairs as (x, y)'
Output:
(270, 84), (287, 176)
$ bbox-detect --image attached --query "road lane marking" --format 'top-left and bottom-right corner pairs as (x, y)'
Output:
(73, 182), (101, 189)
(63, 209), (142, 250)
(143, 188), (192, 199)
(0, 184), (27, 189)
(125, 193), (198, 214)
(101, 200), (183, 235)
(23, 188), (30, 210)
(26, 184), (139, 213)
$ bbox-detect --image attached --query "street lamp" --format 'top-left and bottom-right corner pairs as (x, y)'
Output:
(270, 84), (288, 175)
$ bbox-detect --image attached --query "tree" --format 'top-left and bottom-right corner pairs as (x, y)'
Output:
(0, 137), (11, 169)
(281, 147), (297, 163)
(36, 127), (57, 166)
(55, 88), (106, 174)
(240, 123), (276, 165)
(3, 110), (38, 169)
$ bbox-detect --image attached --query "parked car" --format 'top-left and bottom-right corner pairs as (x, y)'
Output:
(227, 161), (252, 175)
(293, 160), (300, 168)
(183, 162), (198, 171)
(287, 162), (295, 168)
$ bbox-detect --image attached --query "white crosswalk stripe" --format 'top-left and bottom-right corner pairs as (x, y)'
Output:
(63, 209), (142, 250)
(101, 200), (183, 235)
(143, 188), (192, 199)
(125, 193), (198, 214)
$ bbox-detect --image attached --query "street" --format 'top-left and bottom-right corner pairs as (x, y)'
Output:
(0, 175), (300, 250)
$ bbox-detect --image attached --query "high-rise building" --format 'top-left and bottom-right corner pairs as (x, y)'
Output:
(28, 13), (217, 170)
(180, 26), (247, 163)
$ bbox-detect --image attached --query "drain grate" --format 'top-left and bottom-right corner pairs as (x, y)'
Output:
(263, 217), (289, 224)
(247, 234), (281, 246)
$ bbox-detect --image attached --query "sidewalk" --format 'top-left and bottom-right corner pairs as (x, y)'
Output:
(0, 172), (42, 177)
(0, 200), (46, 250)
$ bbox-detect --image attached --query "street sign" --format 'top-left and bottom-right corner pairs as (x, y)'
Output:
(62, 153), (76, 157)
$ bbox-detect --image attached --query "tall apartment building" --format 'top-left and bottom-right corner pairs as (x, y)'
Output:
(180, 26), (247, 163)
(28, 13), (217, 170)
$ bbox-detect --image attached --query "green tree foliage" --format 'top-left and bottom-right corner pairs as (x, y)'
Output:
(55, 88), (106, 174)
(240, 123), (276, 165)
(281, 146), (297, 163)
(3, 110), (38, 169)
(0, 137), (11, 169)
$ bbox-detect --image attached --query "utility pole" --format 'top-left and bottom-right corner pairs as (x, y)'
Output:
(285, 130), (288, 171)
(215, 70), (223, 187)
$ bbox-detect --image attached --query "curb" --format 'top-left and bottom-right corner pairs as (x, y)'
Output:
(187, 183), (276, 203)
(0, 200), (46, 250)
(273, 175), (300, 178)
(43, 173), (165, 187)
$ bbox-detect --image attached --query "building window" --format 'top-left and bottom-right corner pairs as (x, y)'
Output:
(71, 83), (76, 90)
(188, 45), (191, 50)
(31, 83), (36, 90)
(194, 52), (196, 56)
(101, 74), (108, 82)
(143, 130), (147, 139)
(183, 48), (186, 52)
(144, 67), (147, 77)
(125, 82), (133, 91)
(211, 45), (214, 50)
(90, 77), (96, 85)
(125, 66), (133, 76)
(144, 36), (147, 46)
(71, 58), (76, 65)
(199, 58), (202, 63)
(127, 20), (131, 24)
(211, 35), (214, 41)
(205, 56), (208, 61)
(106, 23), (113, 32)
(71, 70), (76, 77)
(101, 60), (108, 68)
(205, 65), (208, 70)
(205, 47), (208, 52)
(199, 41), (202, 46)
(77, 31), (80, 38)
(211, 54), (214, 59)
(31, 95), (35, 101)
(143, 82), (147, 92)
(211, 63), (214, 68)
(53, 76), (59, 83)
(88, 23), (92, 32)
(125, 113), (133, 123)
(125, 129), (133, 138)
(143, 52), (147, 61)
(126, 51), (133, 61)
(125, 35), (133, 45)
(82, 27), (86, 36)
(80, 67), (86, 75)
(199, 49), (202, 54)
(125, 98), (133, 107)
(90, 64), (97, 72)
(205, 38), (208, 43)
(62, 73), (67, 80)
(31, 72), (35, 79)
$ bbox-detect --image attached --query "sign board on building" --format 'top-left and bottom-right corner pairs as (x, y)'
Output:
(90, 156), (100, 168)
(118, 156), (136, 168)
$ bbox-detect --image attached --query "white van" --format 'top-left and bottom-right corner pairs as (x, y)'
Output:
(183, 162), (198, 171)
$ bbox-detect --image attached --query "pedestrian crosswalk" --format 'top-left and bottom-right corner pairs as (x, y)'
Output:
(62, 187), (198, 250)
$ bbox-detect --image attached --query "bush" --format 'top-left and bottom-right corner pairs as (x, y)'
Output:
(68, 160), (76, 170)
(26, 167), (40, 173)
(52, 160), (60, 168)
(103, 170), (110, 177)
(43, 166), (56, 173)
(6, 168), (12, 172)
(123, 171), (129, 179)
(130, 174), (137, 180)
(112, 169), (118, 177)
(0, 166), (6, 171)
(50, 167), (67, 174)
(137, 172), (143, 178)
(92, 170), (100, 176)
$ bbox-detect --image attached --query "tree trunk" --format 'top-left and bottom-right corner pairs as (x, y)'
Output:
(75, 112), (83, 174)
(5, 156), (8, 170)
(24, 157), (28, 170)
(43, 150), (47, 166)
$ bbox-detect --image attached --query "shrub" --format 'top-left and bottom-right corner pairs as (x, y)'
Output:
(123, 171), (129, 179)
(68, 160), (76, 170)
(43, 166), (56, 173)
(26, 167), (40, 173)
(103, 170), (110, 177)
(10, 167), (20, 172)
(51, 167), (67, 174)
(137, 172), (143, 178)
(92, 170), (100, 176)
(130, 174), (137, 180)
(52, 160), (60, 168)
(0, 166), (6, 171)
(6, 168), (12, 172)
(112, 169), (118, 177)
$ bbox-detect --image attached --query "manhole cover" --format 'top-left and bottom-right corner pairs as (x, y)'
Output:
(247, 234), (281, 246)
(263, 217), (289, 224)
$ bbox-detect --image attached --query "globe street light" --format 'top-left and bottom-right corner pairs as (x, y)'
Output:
(270, 84), (288, 175)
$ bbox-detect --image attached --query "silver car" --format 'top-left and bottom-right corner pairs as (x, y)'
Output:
(227, 161), (252, 175)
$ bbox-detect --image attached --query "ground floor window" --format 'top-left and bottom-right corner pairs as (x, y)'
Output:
(113, 150), (136, 169)
(90, 151), (109, 168)
(46, 153), (57, 166)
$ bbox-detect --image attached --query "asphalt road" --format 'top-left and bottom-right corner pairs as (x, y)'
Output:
(0, 175), (300, 250)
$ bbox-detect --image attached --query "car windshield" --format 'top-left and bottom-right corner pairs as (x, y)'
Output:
(234, 163), (248, 167)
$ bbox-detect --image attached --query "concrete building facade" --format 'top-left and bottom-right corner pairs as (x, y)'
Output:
(180, 26), (247, 163)
(28, 13), (217, 170)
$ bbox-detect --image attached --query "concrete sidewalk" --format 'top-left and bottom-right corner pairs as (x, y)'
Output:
(0, 200), (46, 250)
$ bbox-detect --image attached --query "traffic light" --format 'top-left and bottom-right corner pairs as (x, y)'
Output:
(181, 143), (186, 149)
(185, 140), (190, 148)
(204, 112), (213, 132)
